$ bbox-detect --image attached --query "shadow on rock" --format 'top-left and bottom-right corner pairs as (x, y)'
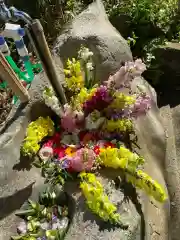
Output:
(29, 101), (56, 122)
(13, 154), (34, 171)
(116, 179), (146, 240)
(0, 102), (28, 135)
(157, 88), (180, 108)
(0, 182), (34, 220)
(76, 194), (125, 231)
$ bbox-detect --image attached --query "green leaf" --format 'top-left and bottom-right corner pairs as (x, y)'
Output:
(58, 206), (62, 216)
(28, 200), (37, 209)
(27, 222), (33, 232)
(11, 236), (25, 240)
(46, 230), (57, 239)
(16, 209), (35, 217)
(32, 161), (42, 168)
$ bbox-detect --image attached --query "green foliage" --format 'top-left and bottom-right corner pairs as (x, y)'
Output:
(103, 0), (178, 32)
(35, 0), (85, 43)
(103, 0), (179, 79)
(12, 190), (69, 240)
(33, 157), (73, 186)
(127, 32), (138, 48)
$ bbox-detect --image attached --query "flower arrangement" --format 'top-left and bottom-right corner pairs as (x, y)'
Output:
(11, 188), (69, 240)
(20, 46), (167, 231)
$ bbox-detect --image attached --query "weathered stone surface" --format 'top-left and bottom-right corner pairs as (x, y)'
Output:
(132, 77), (170, 240)
(160, 105), (180, 240)
(64, 172), (141, 240)
(53, 0), (132, 82)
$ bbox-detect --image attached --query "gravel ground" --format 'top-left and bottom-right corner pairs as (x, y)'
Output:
(0, 88), (13, 125)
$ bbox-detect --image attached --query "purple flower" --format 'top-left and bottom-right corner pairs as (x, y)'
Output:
(105, 93), (151, 120)
(52, 214), (58, 221)
(105, 107), (133, 120)
(83, 86), (113, 115)
(105, 109), (128, 120)
(100, 131), (123, 141)
(61, 159), (71, 169)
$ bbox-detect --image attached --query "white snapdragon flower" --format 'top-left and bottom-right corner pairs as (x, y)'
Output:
(86, 115), (105, 130)
(86, 62), (94, 71)
(43, 87), (63, 116)
(40, 221), (50, 230)
(78, 46), (93, 62)
(61, 133), (80, 145)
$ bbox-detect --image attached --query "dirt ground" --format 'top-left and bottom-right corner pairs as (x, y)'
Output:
(0, 88), (13, 125)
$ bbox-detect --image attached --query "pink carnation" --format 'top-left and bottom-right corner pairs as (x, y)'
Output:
(69, 148), (96, 172)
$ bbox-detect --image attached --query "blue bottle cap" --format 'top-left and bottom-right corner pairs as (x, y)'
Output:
(0, 36), (5, 45)
(18, 28), (25, 37)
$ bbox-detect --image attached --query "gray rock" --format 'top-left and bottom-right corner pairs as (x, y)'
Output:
(64, 172), (141, 240)
(133, 77), (170, 240)
(53, 0), (132, 82)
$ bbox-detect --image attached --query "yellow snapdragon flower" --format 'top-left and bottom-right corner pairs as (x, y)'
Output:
(64, 58), (84, 92)
(126, 170), (167, 203)
(109, 92), (135, 109)
(21, 117), (54, 156)
(102, 119), (133, 132)
(98, 146), (167, 203)
(72, 87), (97, 109)
(79, 172), (121, 224)
(99, 146), (144, 170)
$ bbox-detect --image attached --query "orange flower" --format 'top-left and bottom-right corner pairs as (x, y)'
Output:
(99, 148), (105, 153)
(65, 146), (76, 157)
(104, 142), (116, 149)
